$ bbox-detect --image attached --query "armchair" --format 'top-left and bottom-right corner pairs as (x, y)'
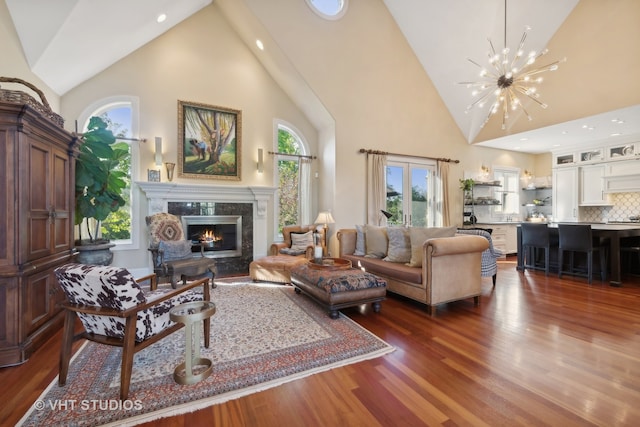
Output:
(146, 213), (217, 288)
(457, 228), (503, 286)
(55, 263), (211, 400)
(270, 225), (326, 258)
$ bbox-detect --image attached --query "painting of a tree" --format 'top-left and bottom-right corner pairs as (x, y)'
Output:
(178, 101), (241, 180)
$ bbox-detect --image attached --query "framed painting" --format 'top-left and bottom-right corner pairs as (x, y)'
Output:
(178, 100), (242, 180)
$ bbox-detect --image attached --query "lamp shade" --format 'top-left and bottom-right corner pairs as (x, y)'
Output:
(314, 211), (335, 225)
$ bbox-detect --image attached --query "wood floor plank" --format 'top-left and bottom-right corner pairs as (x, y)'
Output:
(2, 259), (640, 426)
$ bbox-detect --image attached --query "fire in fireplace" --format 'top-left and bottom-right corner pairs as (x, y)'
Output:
(181, 215), (242, 258)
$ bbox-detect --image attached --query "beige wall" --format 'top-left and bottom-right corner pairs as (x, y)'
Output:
(0, 1), (60, 111)
(239, 0), (540, 253)
(1, 0), (549, 268)
(59, 5), (319, 269)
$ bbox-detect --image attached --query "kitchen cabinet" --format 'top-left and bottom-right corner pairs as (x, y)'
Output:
(0, 99), (78, 366)
(604, 158), (640, 193)
(553, 167), (579, 222)
(475, 223), (517, 255)
(579, 164), (610, 206)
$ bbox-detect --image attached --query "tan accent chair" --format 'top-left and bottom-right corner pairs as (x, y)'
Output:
(270, 225), (326, 258)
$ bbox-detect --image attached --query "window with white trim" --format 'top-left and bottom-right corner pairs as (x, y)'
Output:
(78, 97), (140, 250)
(274, 122), (312, 236)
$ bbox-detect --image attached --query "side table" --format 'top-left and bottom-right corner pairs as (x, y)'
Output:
(169, 301), (216, 385)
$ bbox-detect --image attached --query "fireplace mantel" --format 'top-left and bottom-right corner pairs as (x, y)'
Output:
(136, 182), (277, 257)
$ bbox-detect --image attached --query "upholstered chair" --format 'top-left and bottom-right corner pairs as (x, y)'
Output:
(55, 263), (211, 400)
(146, 212), (217, 288)
(270, 225), (326, 258)
(456, 228), (503, 286)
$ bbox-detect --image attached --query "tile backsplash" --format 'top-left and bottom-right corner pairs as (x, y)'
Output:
(582, 192), (640, 222)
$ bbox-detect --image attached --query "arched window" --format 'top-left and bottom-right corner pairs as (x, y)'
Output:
(274, 122), (312, 235)
(77, 96), (140, 250)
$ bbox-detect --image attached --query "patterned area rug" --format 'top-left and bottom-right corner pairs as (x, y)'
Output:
(18, 278), (393, 426)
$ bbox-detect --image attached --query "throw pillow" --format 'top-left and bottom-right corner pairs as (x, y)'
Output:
(364, 225), (388, 258)
(407, 226), (457, 267)
(383, 227), (411, 263)
(158, 240), (193, 261)
(354, 224), (366, 256)
(290, 231), (314, 251)
(280, 247), (307, 256)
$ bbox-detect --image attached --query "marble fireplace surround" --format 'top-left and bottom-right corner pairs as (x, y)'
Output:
(136, 182), (277, 259)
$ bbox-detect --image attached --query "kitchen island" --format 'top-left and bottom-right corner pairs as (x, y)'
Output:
(516, 222), (640, 286)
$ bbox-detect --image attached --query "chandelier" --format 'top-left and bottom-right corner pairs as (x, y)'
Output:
(459, 0), (565, 130)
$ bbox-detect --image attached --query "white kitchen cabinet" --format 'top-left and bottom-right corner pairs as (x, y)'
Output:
(553, 167), (579, 222)
(476, 223), (516, 256)
(579, 164), (610, 206)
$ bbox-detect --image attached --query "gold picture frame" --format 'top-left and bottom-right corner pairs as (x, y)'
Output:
(178, 100), (241, 180)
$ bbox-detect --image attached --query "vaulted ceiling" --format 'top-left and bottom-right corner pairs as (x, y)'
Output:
(6, 0), (640, 153)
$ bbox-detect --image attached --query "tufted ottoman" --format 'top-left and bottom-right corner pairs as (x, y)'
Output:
(290, 261), (387, 319)
(249, 256), (309, 283)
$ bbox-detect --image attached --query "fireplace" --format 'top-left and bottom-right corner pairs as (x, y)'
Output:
(181, 215), (242, 258)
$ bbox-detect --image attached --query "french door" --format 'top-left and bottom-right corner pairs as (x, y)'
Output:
(385, 160), (436, 227)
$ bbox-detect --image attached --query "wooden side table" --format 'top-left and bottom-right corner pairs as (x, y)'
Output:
(169, 301), (216, 385)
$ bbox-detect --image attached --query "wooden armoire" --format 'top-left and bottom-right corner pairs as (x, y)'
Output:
(0, 96), (79, 366)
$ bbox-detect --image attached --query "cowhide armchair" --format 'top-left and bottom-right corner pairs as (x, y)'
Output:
(55, 263), (211, 400)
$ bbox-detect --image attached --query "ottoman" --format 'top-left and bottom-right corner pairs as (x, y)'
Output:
(290, 261), (387, 319)
(249, 256), (309, 283)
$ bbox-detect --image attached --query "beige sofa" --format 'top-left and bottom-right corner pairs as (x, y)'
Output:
(337, 228), (488, 315)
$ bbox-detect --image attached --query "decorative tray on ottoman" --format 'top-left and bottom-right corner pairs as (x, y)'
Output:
(308, 257), (352, 270)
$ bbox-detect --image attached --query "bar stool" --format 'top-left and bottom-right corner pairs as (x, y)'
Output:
(521, 223), (551, 276)
(558, 224), (607, 284)
(621, 236), (640, 275)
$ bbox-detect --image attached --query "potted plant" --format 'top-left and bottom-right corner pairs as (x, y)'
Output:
(459, 178), (475, 191)
(74, 116), (128, 265)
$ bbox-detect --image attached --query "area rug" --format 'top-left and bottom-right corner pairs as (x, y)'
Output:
(18, 278), (393, 427)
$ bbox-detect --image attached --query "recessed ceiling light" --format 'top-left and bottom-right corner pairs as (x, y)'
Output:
(256, 39), (264, 50)
(561, 131), (568, 135)
(610, 132), (622, 137)
(157, 13), (167, 23)
(519, 137), (529, 141)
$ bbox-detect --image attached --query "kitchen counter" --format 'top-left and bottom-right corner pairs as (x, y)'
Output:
(516, 222), (640, 286)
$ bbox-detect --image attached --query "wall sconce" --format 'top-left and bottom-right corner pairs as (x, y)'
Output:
(154, 137), (163, 166)
(480, 165), (490, 179)
(257, 148), (264, 173)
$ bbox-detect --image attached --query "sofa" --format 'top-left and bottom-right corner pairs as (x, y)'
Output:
(337, 226), (489, 315)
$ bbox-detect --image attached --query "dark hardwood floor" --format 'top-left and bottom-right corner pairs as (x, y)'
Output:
(2, 257), (640, 426)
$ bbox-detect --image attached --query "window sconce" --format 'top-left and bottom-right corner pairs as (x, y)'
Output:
(155, 137), (163, 166)
(257, 148), (264, 173)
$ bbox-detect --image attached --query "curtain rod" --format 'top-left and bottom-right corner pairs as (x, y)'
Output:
(268, 151), (316, 160)
(359, 148), (459, 164)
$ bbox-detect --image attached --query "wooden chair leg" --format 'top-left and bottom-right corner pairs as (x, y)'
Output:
(120, 316), (138, 400)
(58, 310), (76, 386)
(492, 273), (497, 287)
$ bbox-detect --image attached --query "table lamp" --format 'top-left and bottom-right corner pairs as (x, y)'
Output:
(314, 211), (335, 255)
